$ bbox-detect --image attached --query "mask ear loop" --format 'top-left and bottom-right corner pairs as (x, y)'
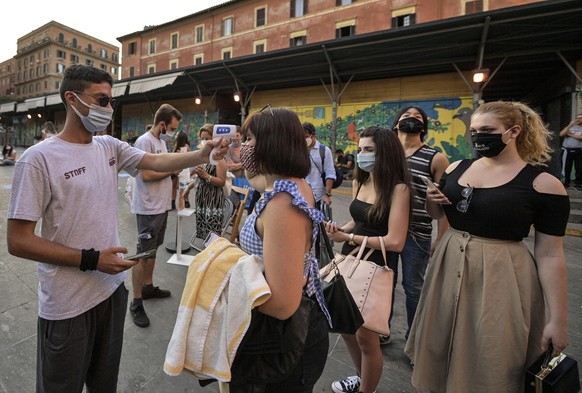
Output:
(504, 126), (517, 143)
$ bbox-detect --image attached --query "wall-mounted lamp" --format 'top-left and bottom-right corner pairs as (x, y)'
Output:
(195, 96), (202, 105)
(37, 113), (42, 118)
(233, 92), (241, 102)
(472, 68), (489, 83)
(27, 114), (32, 119)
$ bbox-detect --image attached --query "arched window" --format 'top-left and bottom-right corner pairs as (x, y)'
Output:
(58, 33), (64, 43)
(72, 38), (78, 48)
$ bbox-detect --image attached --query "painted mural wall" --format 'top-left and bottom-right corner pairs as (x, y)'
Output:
(289, 96), (475, 162)
(120, 111), (219, 149)
(119, 96), (475, 160)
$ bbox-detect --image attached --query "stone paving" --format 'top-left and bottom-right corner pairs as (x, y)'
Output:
(0, 148), (580, 392)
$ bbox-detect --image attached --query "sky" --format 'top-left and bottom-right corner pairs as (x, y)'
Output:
(1, 0), (228, 62)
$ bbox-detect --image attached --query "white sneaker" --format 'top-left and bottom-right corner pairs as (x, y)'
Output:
(331, 375), (361, 393)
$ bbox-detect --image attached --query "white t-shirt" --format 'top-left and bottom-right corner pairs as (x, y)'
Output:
(562, 124), (582, 149)
(131, 131), (172, 215)
(8, 135), (145, 320)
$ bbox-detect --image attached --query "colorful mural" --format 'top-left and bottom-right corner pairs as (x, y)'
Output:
(120, 111), (219, 150)
(290, 97), (475, 162)
(119, 97), (475, 161)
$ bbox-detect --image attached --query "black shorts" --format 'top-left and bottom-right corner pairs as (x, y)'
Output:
(37, 283), (128, 393)
(136, 212), (168, 256)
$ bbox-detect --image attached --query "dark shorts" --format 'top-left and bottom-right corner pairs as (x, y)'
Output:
(229, 303), (329, 393)
(136, 212), (168, 256)
(37, 283), (128, 393)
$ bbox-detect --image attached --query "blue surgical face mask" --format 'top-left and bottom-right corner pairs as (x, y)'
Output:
(357, 152), (376, 173)
(71, 93), (113, 133)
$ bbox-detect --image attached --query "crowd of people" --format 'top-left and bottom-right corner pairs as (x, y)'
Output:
(4, 64), (573, 393)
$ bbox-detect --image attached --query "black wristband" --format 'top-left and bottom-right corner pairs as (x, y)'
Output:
(80, 248), (100, 272)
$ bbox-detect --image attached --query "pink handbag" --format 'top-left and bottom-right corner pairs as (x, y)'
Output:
(321, 236), (393, 335)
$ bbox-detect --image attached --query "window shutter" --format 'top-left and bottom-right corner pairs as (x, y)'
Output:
(465, 0), (484, 14)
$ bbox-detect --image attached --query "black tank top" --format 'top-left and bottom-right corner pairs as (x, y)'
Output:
(442, 159), (570, 241)
(341, 185), (398, 265)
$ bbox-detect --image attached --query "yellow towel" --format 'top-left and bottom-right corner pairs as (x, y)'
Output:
(163, 237), (271, 381)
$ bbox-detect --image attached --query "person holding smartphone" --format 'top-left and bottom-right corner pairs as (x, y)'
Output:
(381, 106), (449, 344)
(405, 101), (570, 392)
(325, 126), (411, 393)
(6, 65), (229, 393)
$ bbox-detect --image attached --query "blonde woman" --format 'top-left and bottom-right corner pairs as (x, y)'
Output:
(405, 101), (570, 392)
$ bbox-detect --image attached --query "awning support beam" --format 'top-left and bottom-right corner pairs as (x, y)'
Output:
(556, 51), (582, 85)
(320, 44), (355, 154)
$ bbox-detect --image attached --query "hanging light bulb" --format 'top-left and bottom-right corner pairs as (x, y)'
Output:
(233, 92), (241, 102)
(195, 96), (202, 105)
(472, 68), (489, 83)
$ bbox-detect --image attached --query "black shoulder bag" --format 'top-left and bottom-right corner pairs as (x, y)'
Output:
(230, 295), (315, 384)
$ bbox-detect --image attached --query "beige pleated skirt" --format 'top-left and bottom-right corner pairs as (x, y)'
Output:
(404, 228), (546, 393)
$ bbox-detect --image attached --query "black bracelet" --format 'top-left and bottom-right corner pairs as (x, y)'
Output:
(80, 248), (100, 272)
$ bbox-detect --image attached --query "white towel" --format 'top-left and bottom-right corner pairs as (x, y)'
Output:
(163, 237), (270, 382)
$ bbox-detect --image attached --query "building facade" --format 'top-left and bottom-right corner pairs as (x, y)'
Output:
(117, 0), (543, 79)
(0, 59), (16, 97)
(9, 21), (120, 100)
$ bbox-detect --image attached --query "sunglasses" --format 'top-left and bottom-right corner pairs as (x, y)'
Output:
(73, 91), (116, 107)
(456, 185), (474, 213)
(259, 104), (274, 117)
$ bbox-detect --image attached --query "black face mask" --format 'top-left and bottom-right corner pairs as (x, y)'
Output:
(471, 129), (512, 158)
(397, 117), (425, 134)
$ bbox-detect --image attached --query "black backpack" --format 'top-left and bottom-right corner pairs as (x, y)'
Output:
(318, 144), (343, 189)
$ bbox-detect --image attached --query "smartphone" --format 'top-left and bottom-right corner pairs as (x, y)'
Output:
(418, 175), (438, 190)
(125, 249), (156, 260)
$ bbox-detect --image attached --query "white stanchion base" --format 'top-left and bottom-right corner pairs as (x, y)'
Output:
(166, 253), (196, 266)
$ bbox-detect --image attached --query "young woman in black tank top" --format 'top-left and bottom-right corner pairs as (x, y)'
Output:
(324, 126), (411, 393)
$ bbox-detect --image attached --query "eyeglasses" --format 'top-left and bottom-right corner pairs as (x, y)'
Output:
(73, 91), (116, 107)
(456, 185), (474, 213)
(259, 104), (274, 117)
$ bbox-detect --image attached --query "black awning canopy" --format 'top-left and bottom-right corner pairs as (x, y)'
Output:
(92, 0), (582, 106)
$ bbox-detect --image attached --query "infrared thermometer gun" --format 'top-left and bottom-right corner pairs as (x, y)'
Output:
(209, 124), (237, 165)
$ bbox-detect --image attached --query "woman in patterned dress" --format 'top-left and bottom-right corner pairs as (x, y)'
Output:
(183, 124), (227, 240)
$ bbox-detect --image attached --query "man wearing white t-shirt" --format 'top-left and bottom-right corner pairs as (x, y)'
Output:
(6, 65), (228, 393)
(130, 104), (182, 328)
(560, 113), (582, 189)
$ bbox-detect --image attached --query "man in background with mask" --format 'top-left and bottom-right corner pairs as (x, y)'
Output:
(303, 122), (336, 207)
(130, 104), (182, 328)
(303, 122), (336, 263)
(6, 65), (228, 392)
(384, 106), (449, 344)
(560, 112), (582, 189)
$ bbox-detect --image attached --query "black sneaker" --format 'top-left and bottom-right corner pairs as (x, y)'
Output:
(331, 375), (360, 393)
(130, 302), (150, 328)
(142, 285), (171, 300)
(379, 334), (392, 345)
